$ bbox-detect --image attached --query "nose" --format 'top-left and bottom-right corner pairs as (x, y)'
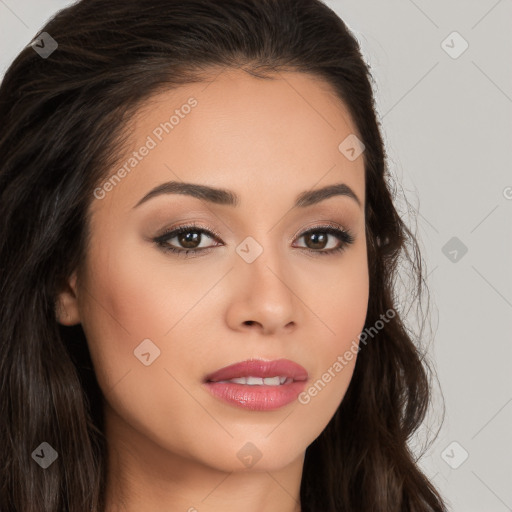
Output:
(225, 247), (298, 336)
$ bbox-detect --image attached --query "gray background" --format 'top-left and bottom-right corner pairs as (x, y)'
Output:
(1, 0), (511, 510)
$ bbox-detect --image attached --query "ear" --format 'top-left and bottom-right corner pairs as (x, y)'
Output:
(55, 270), (81, 326)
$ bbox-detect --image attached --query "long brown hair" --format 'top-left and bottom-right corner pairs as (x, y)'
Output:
(0, 1), (446, 510)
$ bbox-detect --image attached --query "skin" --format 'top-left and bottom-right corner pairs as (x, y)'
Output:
(56, 68), (369, 512)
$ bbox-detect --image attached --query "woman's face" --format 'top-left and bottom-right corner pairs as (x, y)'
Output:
(58, 68), (369, 474)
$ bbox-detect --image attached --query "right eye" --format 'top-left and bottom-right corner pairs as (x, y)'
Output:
(153, 223), (223, 257)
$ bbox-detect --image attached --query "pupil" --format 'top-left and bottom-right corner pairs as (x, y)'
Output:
(308, 232), (326, 249)
(179, 231), (200, 248)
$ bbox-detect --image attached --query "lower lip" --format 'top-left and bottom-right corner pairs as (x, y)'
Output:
(204, 380), (307, 411)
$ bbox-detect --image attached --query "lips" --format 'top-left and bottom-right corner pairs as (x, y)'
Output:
(203, 358), (309, 411)
(204, 358), (308, 383)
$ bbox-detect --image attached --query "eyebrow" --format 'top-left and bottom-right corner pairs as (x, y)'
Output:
(133, 181), (362, 209)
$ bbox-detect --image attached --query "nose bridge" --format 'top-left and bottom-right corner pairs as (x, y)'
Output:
(236, 228), (287, 287)
(231, 230), (297, 331)
(234, 198), (289, 265)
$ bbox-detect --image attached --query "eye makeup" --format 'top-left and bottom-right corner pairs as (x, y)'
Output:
(152, 221), (355, 259)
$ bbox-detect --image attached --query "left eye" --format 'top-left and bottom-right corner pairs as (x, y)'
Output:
(153, 223), (355, 257)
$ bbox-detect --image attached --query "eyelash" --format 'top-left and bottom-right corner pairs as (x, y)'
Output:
(153, 222), (355, 258)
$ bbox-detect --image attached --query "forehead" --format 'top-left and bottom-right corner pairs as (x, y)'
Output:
(94, 68), (365, 215)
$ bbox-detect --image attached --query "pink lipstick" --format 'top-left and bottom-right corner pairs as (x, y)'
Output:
(203, 358), (308, 411)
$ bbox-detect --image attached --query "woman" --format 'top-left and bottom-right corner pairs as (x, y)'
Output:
(0, 0), (446, 511)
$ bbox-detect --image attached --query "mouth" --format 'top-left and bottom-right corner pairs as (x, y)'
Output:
(210, 375), (293, 385)
(203, 358), (309, 411)
(204, 357), (308, 384)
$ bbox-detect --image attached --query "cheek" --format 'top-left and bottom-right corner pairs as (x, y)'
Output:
(76, 235), (189, 389)
(81, 232), (210, 337)
(307, 237), (369, 344)
(77, 230), (231, 403)
(297, 245), (369, 416)
(76, 239), (213, 450)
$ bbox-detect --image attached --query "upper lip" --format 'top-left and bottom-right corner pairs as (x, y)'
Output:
(204, 358), (308, 383)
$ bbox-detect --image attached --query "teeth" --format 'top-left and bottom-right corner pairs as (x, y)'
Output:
(217, 376), (289, 385)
